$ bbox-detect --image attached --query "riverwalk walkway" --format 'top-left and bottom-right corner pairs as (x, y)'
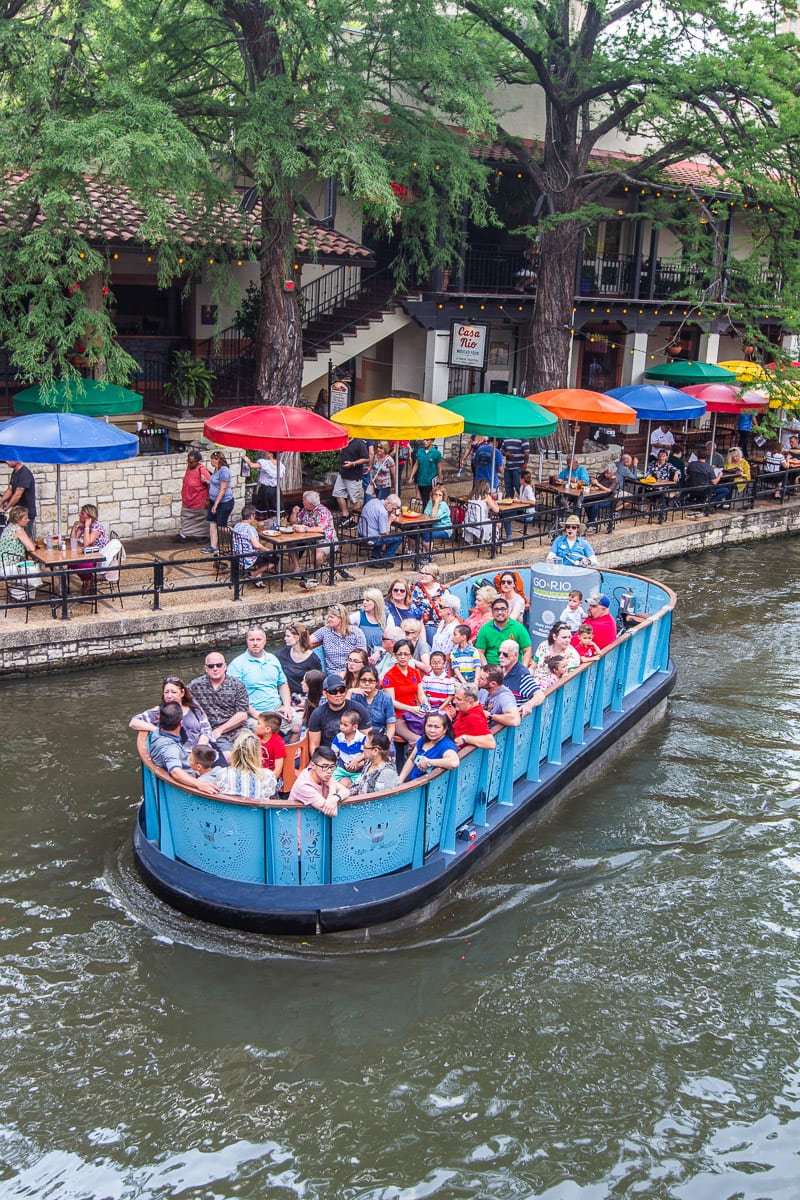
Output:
(4, 495), (799, 675)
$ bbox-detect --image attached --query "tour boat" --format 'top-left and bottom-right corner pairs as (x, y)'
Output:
(133, 566), (676, 935)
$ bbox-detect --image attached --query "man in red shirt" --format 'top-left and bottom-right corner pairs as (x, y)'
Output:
(452, 685), (497, 751)
(585, 593), (618, 649)
(175, 450), (210, 542)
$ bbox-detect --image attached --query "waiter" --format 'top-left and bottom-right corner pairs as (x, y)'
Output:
(1, 460), (37, 533)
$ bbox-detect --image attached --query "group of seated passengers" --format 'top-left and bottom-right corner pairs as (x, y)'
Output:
(135, 583), (623, 812)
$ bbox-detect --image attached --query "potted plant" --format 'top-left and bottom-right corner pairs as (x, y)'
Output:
(163, 351), (215, 412)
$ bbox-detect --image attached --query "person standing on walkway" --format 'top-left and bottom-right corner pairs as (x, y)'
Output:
(333, 437), (370, 522)
(175, 450), (210, 542)
(1, 461), (36, 534)
(501, 438), (529, 498)
(202, 451), (234, 556)
(408, 438), (442, 509)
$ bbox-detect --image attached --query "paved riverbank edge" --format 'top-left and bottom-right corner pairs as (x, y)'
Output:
(6, 502), (799, 676)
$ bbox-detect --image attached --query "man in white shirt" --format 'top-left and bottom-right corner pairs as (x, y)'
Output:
(650, 423), (675, 454)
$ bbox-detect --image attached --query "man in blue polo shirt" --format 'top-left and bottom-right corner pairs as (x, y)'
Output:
(148, 702), (219, 793)
(227, 626), (293, 720)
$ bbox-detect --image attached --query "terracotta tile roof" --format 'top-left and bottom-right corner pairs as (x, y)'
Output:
(0, 172), (373, 261)
(474, 137), (729, 192)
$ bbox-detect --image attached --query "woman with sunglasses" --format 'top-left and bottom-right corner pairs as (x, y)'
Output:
(397, 711), (460, 783)
(384, 578), (421, 627)
(348, 666), (396, 741)
(421, 485), (452, 551)
(277, 622), (322, 701)
(343, 647), (371, 693)
(382, 639), (428, 747)
(494, 571), (526, 622)
(129, 675), (212, 749)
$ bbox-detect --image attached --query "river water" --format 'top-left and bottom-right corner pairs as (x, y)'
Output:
(2, 542), (799, 1199)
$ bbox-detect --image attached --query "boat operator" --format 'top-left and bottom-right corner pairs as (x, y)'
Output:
(546, 516), (598, 567)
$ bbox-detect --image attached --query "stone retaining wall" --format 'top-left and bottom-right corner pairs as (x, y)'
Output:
(3, 502), (799, 676)
(15, 450), (251, 541)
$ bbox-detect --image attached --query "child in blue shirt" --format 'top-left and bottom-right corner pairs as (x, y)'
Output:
(450, 623), (482, 684)
(331, 711), (367, 782)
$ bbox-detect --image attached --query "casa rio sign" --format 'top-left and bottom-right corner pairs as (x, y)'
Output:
(449, 320), (489, 370)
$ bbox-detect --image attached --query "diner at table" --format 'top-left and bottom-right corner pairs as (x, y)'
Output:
(421, 485), (453, 550)
(0, 505), (44, 600)
(68, 503), (109, 592)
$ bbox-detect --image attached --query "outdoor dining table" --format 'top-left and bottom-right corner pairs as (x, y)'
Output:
(537, 481), (612, 512)
(257, 525), (325, 585)
(391, 512), (439, 569)
(29, 545), (105, 619)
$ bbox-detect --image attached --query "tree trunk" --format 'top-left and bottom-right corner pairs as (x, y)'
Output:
(524, 215), (582, 397)
(523, 204), (583, 452)
(254, 200), (303, 406)
(253, 199), (305, 492)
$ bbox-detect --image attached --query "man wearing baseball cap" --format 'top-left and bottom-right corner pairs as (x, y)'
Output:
(306, 674), (371, 754)
(585, 593), (617, 649)
(546, 516), (598, 567)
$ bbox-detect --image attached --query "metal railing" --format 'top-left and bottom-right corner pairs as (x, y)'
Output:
(6, 469), (796, 621)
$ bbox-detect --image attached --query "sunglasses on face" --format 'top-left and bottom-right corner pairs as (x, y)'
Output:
(205, 662), (225, 669)
(326, 687), (346, 695)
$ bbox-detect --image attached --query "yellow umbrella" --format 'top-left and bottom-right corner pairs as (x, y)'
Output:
(764, 381), (800, 411)
(717, 360), (770, 384)
(332, 396), (464, 439)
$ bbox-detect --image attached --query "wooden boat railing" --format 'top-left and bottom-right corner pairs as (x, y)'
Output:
(136, 567), (676, 889)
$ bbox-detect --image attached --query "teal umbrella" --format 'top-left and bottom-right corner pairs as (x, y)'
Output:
(14, 378), (144, 417)
(644, 360), (736, 387)
(440, 392), (557, 487)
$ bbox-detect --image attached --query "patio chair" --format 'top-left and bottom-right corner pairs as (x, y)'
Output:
(95, 538), (127, 608)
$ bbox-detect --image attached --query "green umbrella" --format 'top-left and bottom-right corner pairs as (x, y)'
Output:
(441, 391), (557, 488)
(14, 378), (144, 417)
(441, 391), (557, 437)
(644, 360), (736, 387)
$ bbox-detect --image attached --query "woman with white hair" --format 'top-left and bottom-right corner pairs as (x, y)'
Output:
(430, 594), (462, 657)
(288, 490), (354, 584)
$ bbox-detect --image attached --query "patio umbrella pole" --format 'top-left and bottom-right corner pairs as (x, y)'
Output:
(56, 466), (63, 543)
(566, 424), (578, 487)
(275, 451), (282, 526)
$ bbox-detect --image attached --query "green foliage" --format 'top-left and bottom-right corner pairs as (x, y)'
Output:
(302, 450), (340, 481)
(234, 283), (261, 343)
(163, 351), (215, 408)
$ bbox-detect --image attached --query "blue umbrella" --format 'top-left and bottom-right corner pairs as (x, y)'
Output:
(607, 385), (706, 463)
(0, 412), (138, 539)
(606, 384), (706, 422)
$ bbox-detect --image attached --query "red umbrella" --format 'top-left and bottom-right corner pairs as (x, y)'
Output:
(680, 385), (768, 450)
(204, 405), (349, 518)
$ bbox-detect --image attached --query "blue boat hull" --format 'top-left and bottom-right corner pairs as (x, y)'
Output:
(133, 658), (676, 936)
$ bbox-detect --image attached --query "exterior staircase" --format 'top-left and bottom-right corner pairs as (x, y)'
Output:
(300, 266), (412, 388)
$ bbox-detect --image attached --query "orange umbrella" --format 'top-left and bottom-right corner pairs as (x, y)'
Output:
(529, 388), (638, 424)
(528, 388), (638, 485)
